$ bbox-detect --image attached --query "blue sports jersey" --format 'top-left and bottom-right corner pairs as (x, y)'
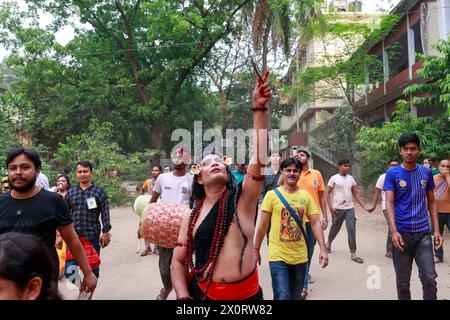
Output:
(384, 164), (434, 233)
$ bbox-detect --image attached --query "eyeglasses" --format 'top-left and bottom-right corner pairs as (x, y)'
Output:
(283, 168), (299, 174)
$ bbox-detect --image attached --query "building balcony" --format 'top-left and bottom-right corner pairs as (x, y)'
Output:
(280, 97), (343, 134)
(280, 114), (297, 133)
(355, 60), (425, 115)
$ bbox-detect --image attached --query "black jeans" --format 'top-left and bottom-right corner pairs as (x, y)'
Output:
(382, 210), (393, 253)
(434, 213), (450, 260)
(392, 230), (438, 300)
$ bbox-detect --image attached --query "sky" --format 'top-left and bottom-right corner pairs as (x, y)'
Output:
(0, 0), (401, 61)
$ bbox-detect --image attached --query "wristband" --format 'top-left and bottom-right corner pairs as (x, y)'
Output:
(250, 106), (268, 112)
(250, 175), (265, 181)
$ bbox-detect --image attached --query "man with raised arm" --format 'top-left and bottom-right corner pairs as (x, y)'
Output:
(171, 71), (271, 300)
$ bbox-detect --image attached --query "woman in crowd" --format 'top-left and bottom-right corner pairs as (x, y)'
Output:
(0, 232), (63, 300)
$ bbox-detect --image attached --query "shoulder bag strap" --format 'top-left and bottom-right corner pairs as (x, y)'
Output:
(273, 188), (309, 249)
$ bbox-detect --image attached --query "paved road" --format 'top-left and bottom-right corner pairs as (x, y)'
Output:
(59, 205), (450, 300)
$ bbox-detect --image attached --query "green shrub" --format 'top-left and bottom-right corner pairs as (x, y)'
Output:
(54, 119), (156, 206)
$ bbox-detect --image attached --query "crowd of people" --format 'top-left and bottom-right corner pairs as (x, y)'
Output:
(0, 72), (449, 301)
(0, 151), (110, 300)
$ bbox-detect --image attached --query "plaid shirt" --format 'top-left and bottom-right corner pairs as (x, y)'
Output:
(259, 170), (281, 204)
(66, 183), (112, 241)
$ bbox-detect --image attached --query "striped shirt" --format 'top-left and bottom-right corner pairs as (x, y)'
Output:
(384, 164), (434, 233)
(66, 183), (112, 241)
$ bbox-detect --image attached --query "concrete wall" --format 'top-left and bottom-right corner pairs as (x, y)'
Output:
(311, 153), (338, 184)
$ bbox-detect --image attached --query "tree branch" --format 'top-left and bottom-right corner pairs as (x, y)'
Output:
(115, 0), (149, 106)
(169, 0), (252, 105)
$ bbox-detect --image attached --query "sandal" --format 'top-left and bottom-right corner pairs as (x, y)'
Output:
(300, 288), (308, 300)
(351, 256), (364, 264)
(140, 247), (153, 256)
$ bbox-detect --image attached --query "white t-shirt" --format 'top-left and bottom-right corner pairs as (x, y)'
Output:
(328, 174), (357, 210)
(375, 173), (386, 210)
(153, 172), (192, 205)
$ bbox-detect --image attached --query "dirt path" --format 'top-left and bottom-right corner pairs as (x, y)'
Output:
(59, 205), (450, 300)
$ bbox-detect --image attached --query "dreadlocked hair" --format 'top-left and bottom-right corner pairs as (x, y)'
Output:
(185, 165), (242, 298)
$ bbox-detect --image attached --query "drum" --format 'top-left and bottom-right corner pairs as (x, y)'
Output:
(140, 202), (191, 248)
(133, 194), (152, 217)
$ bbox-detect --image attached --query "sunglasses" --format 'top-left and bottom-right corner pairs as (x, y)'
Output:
(191, 156), (233, 175)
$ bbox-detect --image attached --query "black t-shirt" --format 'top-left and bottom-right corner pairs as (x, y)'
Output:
(0, 189), (72, 270)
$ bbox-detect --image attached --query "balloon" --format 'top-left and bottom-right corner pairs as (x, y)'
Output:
(133, 195), (152, 217)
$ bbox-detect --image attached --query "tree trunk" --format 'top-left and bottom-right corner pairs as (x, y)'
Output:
(151, 123), (165, 157)
(262, 18), (272, 130)
(122, 129), (130, 153)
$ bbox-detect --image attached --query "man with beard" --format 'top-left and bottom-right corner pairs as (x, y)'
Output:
(0, 148), (97, 294)
(150, 148), (192, 300)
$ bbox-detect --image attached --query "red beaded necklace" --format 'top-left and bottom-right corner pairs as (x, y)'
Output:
(185, 189), (229, 298)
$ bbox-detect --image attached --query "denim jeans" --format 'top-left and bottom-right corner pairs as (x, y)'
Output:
(434, 213), (450, 260)
(64, 238), (101, 282)
(392, 230), (438, 300)
(382, 210), (393, 254)
(303, 222), (316, 290)
(328, 208), (356, 252)
(269, 261), (307, 300)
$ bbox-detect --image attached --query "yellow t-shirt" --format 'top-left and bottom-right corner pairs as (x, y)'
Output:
(261, 187), (319, 265)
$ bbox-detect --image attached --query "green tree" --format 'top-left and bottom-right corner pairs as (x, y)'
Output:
(0, 0), (253, 154)
(288, 13), (398, 159)
(357, 39), (450, 187)
(0, 95), (21, 176)
(246, 0), (319, 70)
(357, 105), (450, 187)
(403, 39), (450, 115)
(54, 119), (151, 205)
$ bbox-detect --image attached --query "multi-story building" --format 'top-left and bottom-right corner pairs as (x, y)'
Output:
(356, 0), (450, 126)
(280, 0), (449, 181)
(279, 0), (381, 181)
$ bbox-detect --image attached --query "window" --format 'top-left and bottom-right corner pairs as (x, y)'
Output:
(411, 22), (423, 55)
